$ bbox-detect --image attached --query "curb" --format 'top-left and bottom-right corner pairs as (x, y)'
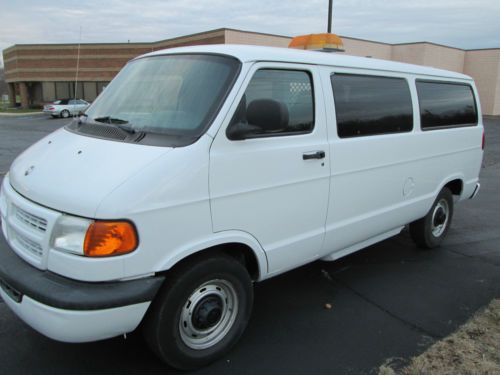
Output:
(0, 112), (44, 117)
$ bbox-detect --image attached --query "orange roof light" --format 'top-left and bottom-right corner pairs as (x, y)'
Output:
(84, 221), (138, 257)
(289, 33), (344, 51)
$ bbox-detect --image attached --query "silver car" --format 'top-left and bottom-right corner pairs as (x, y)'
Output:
(43, 99), (90, 118)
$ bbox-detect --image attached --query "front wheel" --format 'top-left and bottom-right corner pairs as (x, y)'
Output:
(143, 254), (253, 370)
(410, 187), (454, 249)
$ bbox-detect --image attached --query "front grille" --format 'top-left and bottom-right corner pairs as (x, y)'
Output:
(14, 205), (47, 232)
(2, 179), (61, 269)
(13, 231), (43, 258)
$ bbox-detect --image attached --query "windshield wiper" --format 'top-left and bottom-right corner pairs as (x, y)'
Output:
(93, 116), (136, 135)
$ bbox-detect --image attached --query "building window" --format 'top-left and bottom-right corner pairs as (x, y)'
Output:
(55, 82), (71, 99)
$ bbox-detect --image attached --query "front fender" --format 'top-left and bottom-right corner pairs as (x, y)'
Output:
(154, 230), (269, 281)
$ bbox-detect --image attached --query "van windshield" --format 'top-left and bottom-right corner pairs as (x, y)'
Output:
(83, 54), (240, 139)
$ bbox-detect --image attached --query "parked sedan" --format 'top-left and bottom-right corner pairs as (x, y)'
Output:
(43, 99), (90, 118)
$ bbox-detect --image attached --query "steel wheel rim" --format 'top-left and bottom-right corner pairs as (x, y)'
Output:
(431, 198), (449, 237)
(179, 279), (238, 350)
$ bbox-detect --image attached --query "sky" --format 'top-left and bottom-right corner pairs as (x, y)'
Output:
(1, 0), (500, 66)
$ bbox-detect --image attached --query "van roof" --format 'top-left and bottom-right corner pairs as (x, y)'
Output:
(139, 44), (471, 81)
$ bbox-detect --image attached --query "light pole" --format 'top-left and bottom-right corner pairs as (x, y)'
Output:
(328, 0), (333, 33)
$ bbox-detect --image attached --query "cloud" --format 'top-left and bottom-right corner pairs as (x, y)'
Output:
(1, 0), (499, 66)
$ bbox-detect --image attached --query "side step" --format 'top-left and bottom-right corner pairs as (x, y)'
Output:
(321, 227), (404, 262)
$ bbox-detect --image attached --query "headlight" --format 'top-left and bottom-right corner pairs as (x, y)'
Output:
(51, 215), (138, 257)
(51, 215), (93, 255)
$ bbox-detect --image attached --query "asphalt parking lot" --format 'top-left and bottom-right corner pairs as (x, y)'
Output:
(0, 114), (499, 374)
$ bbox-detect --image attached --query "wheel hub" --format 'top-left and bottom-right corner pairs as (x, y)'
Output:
(192, 295), (223, 330)
(431, 199), (450, 237)
(179, 279), (239, 350)
(433, 207), (446, 226)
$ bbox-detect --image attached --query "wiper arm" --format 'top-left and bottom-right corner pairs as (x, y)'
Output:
(94, 116), (128, 124)
(93, 116), (136, 135)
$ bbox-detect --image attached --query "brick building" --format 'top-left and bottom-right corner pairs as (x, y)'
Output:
(3, 28), (500, 115)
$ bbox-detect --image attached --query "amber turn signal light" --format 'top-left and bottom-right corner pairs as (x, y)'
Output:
(84, 221), (138, 257)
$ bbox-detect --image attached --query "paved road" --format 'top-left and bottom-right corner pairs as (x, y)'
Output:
(0, 115), (499, 374)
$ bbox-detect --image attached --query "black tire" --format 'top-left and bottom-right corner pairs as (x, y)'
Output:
(60, 110), (70, 118)
(410, 187), (454, 249)
(143, 253), (253, 370)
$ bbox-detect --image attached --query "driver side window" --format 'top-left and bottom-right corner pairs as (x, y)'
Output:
(227, 69), (314, 140)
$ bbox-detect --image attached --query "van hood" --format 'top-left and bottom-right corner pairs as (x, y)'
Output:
(9, 128), (171, 218)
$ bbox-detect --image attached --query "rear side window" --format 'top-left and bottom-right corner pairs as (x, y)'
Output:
(227, 69), (314, 139)
(331, 74), (413, 138)
(416, 81), (477, 129)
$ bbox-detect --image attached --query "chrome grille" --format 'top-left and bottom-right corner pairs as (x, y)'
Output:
(14, 205), (47, 232)
(13, 231), (43, 258)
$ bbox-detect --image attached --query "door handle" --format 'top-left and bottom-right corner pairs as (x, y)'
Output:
(302, 151), (326, 160)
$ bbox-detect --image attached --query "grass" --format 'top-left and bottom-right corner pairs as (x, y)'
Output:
(0, 108), (42, 113)
(379, 299), (500, 375)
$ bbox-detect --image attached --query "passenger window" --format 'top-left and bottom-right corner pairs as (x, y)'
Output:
(416, 81), (477, 129)
(331, 74), (413, 138)
(227, 69), (314, 140)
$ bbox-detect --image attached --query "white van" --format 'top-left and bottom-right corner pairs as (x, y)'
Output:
(0, 44), (483, 369)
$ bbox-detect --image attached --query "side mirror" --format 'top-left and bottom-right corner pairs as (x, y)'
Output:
(226, 122), (260, 141)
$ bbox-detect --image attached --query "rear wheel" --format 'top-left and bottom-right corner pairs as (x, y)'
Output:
(410, 187), (454, 249)
(60, 110), (70, 118)
(143, 254), (253, 370)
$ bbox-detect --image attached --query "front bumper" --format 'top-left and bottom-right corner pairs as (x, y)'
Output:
(0, 233), (165, 342)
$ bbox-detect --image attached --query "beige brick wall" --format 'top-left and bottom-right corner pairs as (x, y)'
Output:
(391, 43), (427, 66)
(225, 30), (290, 48)
(421, 44), (465, 73)
(464, 49), (500, 115)
(342, 37), (392, 60)
(494, 60), (500, 115)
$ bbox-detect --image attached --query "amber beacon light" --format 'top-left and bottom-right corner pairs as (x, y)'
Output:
(288, 33), (344, 52)
(84, 221), (138, 257)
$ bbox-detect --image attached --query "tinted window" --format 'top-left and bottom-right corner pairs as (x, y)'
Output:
(331, 74), (413, 138)
(227, 69), (314, 139)
(416, 81), (477, 129)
